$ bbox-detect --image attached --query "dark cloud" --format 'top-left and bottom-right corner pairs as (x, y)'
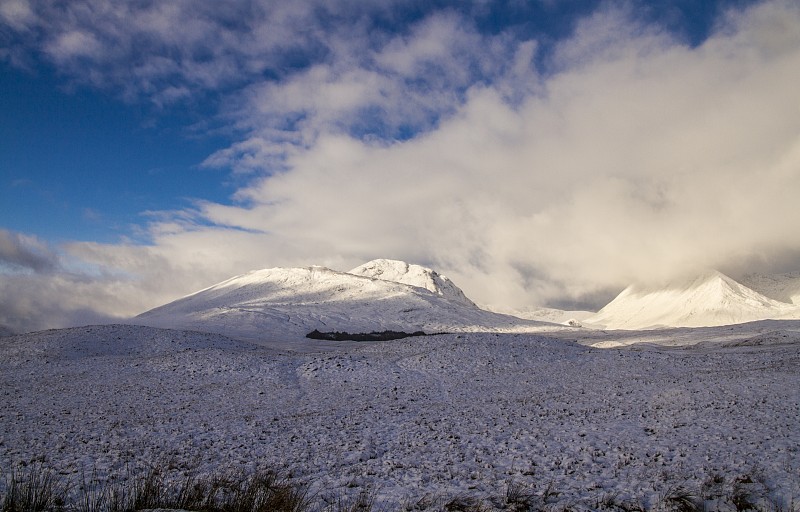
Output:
(0, 279), (120, 333)
(0, 229), (58, 273)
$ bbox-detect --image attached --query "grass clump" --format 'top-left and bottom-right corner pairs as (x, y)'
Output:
(2, 464), (309, 512)
(2, 462), (797, 512)
(2, 463), (68, 512)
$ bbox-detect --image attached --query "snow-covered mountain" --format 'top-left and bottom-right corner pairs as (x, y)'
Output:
(136, 261), (556, 341)
(485, 305), (594, 326)
(587, 270), (800, 330)
(348, 259), (476, 307)
(738, 272), (800, 305)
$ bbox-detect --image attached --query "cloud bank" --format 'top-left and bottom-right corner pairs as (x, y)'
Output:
(2, 0), (800, 331)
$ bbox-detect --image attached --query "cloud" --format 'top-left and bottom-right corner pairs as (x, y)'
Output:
(2, 1), (800, 332)
(202, 10), (527, 175)
(0, 230), (126, 332)
(0, 0), (434, 104)
(0, 229), (58, 273)
(193, 0), (800, 307)
(0, 0), (34, 30)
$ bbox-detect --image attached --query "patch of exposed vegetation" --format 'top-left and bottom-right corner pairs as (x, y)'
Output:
(2, 462), (797, 512)
(305, 329), (434, 341)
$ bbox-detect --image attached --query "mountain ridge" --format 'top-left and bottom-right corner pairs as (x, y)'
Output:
(587, 270), (800, 330)
(136, 260), (558, 342)
(348, 259), (476, 307)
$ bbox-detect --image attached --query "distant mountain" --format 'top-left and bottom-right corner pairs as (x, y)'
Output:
(485, 305), (594, 327)
(348, 259), (476, 307)
(136, 262), (556, 341)
(586, 270), (800, 330)
(738, 271), (800, 305)
(0, 324), (14, 337)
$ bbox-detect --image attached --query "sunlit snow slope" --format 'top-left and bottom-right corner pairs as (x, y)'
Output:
(587, 271), (800, 330)
(136, 262), (555, 341)
(739, 272), (800, 305)
(348, 259), (476, 307)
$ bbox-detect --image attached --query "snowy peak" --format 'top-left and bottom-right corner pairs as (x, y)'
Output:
(136, 261), (551, 341)
(140, 265), (421, 317)
(587, 270), (800, 330)
(348, 259), (476, 307)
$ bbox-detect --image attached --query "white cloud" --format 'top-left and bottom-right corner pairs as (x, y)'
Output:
(44, 30), (104, 62)
(189, 0), (800, 307)
(0, 0), (34, 30)
(1, 0), (349, 102)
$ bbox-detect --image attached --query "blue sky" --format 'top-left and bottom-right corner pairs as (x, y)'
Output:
(1, 0), (747, 243)
(1, 0), (799, 332)
(0, 66), (233, 242)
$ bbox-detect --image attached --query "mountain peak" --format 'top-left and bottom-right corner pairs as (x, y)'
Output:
(588, 270), (799, 329)
(135, 260), (549, 341)
(348, 259), (476, 307)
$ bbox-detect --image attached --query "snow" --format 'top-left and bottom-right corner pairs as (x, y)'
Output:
(587, 271), (800, 330)
(1, 324), (798, 510)
(348, 259), (476, 307)
(485, 305), (595, 326)
(135, 265), (564, 344)
(739, 271), (800, 305)
(554, 318), (800, 349)
(138, 263), (800, 337)
(3, 261), (800, 509)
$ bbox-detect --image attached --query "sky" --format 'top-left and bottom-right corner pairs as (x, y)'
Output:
(1, 0), (799, 333)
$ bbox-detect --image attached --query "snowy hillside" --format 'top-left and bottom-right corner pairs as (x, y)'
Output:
(136, 263), (557, 342)
(587, 270), (800, 330)
(485, 305), (594, 326)
(1, 324), (798, 509)
(739, 271), (800, 305)
(348, 259), (476, 307)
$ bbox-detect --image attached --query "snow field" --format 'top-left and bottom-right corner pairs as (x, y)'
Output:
(0, 324), (798, 510)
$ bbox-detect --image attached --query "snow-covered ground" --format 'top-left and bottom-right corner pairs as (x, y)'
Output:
(1, 324), (798, 509)
(2, 261), (799, 509)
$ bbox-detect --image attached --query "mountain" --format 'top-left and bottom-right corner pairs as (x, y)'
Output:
(738, 271), (800, 305)
(586, 270), (800, 330)
(485, 305), (594, 326)
(348, 259), (476, 307)
(136, 262), (556, 342)
(0, 324), (14, 337)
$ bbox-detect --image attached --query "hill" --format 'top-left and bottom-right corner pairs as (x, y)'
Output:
(136, 262), (556, 342)
(587, 271), (800, 330)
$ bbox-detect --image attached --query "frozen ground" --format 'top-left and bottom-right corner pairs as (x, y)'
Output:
(1, 324), (798, 509)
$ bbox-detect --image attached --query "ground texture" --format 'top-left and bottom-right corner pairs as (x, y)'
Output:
(1, 325), (798, 509)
